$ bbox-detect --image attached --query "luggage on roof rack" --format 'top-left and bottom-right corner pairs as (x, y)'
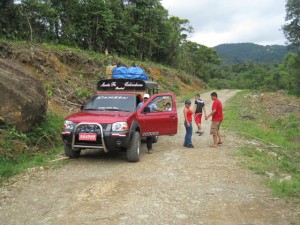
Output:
(112, 66), (148, 80)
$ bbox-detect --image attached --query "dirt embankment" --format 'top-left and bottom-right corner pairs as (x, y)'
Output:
(0, 58), (47, 132)
(0, 41), (207, 117)
(0, 89), (299, 225)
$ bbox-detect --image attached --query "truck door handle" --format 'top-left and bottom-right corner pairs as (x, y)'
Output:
(169, 115), (176, 119)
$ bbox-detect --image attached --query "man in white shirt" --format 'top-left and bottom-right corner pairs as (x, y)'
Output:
(136, 93), (160, 112)
(136, 93), (159, 154)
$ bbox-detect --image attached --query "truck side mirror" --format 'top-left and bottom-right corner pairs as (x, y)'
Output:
(144, 106), (151, 113)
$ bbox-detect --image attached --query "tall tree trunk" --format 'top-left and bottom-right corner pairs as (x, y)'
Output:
(20, 9), (34, 60)
(25, 12), (33, 59)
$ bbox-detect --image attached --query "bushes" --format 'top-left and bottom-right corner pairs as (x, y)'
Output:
(0, 112), (64, 184)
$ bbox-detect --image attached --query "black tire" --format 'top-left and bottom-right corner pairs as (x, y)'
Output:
(127, 131), (141, 162)
(64, 143), (81, 158)
(152, 136), (158, 143)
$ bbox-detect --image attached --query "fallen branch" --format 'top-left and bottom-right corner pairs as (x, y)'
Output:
(53, 96), (81, 107)
(241, 133), (284, 148)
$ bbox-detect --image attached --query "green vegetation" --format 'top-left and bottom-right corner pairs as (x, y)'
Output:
(223, 91), (300, 202)
(214, 43), (290, 64)
(1, 1), (300, 97)
(210, 52), (300, 96)
(0, 112), (65, 185)
(283, 0), (300, 50)
(75, 87), (92, 98)
(0, 0), (219, 82)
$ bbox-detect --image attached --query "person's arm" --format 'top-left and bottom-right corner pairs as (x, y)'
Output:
(203, 106), (207, 116)
(205, 102), (216, 120)
(153, 104), (162, 112)
(206, 109), (216, 120)
(183, 108), (190, 127)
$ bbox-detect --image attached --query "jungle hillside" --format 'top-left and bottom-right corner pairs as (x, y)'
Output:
(1, 0), (299, 95)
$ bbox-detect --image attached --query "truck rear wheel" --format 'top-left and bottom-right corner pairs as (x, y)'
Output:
(127, 131), (141, 162)
(64, 143), (81, 158)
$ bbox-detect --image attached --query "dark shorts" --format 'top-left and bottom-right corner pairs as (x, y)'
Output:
(210, 121), (221, 135)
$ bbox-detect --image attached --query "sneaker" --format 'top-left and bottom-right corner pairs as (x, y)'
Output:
(198, 131), (204, 136)
(148, 149), (153, 154)
(187, 145), (194, 148)
(195, 131), (200, 134)
(183, 144), (187, 147)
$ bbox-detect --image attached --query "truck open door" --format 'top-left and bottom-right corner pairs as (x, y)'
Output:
(137, 93), (178, 137)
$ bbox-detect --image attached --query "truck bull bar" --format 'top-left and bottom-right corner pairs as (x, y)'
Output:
(71, 122), (108, 153)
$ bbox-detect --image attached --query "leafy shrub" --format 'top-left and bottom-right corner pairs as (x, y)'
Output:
(75, 87), (91, 98)
(0, 112), (64, 185)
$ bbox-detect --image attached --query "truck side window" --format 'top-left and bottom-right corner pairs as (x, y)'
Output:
(147, 96), (172, 112)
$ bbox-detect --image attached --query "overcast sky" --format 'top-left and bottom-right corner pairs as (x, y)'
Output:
(161, 0), (287, 47)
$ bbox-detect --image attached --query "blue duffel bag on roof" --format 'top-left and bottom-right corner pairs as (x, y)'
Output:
(112, 66), (129, 79)
(128, 66), (148, 80)
(112, 66), (148, 80)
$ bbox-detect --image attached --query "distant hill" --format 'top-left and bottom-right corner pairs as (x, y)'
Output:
(214, 43), (289, 64)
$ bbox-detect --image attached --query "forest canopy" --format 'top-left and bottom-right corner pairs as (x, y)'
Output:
(0, 0), (220, 81)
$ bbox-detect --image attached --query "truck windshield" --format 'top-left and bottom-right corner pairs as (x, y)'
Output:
(83, 94), (136, 112)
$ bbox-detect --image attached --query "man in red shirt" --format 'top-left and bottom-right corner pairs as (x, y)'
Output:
(205, 92), (223, 148)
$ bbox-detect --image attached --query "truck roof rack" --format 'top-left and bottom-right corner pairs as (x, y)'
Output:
(97, 78), (158, 94)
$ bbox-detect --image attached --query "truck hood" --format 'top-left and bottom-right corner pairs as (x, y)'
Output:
(65, 111), (134, 124)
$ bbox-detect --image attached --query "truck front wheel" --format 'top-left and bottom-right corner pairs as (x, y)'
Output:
(127, 131), (141, 162)
(64, 143), (81, 158)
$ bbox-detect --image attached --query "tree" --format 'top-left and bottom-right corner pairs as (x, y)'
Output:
(282, 53), (300, 96)
(0, 0), (26, 40)
(177, 41), (220, 82)
(283, 0), (300, 50)
(282, 0), (300, 96)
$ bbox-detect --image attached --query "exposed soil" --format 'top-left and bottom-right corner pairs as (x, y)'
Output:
(0, 89), (299, 225)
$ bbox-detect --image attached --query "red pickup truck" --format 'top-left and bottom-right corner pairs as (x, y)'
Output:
(61, 79), (178, 162)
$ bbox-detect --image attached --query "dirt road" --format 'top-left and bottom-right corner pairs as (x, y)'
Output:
(0, 90), (299, 225)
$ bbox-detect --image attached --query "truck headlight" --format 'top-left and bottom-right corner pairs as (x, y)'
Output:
(112, 122), (128, 132)
(63, 120), (75, 130)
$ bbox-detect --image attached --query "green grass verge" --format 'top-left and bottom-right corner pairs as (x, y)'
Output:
(0, 112), (66, 186)
(223, 90), (300, 203)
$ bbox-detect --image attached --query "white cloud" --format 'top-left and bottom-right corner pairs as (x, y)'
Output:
(161, 0), (287, 47)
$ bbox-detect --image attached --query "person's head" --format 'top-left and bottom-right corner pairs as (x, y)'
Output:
(143, 93), (150, 102)
(195, 94), (200, 99)
(185, 99), (191, 108)
(211, 92), (218, 100)
(116, 61), (122, 67)
(165, 102), (171, 108)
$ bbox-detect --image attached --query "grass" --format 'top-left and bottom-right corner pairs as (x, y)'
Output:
(0, 112), (66, 186)
(0, 147), (65, 184)
(223, 90), (300, 203)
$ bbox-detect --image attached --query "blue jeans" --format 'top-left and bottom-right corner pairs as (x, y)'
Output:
(184, 121), (193, 146)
